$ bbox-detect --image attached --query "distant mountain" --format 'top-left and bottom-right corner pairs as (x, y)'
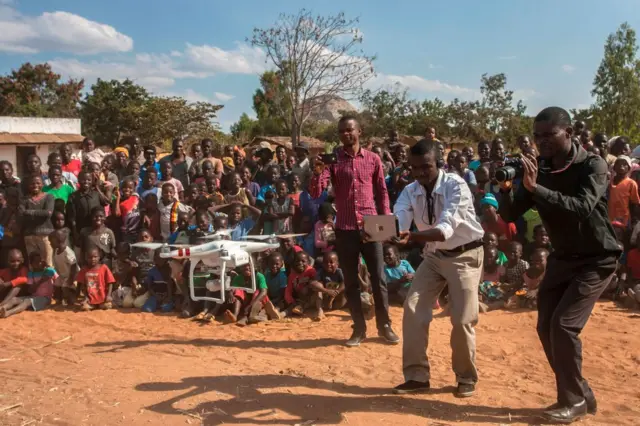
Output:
(305, 95), (357, 124)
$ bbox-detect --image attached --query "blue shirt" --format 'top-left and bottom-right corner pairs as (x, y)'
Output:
(140, 161), (162, 182)
(230, 218), (255, 241)
(384, 260), (415, 288)
(145, 266), (168, 293)
(264, 268), (287, 300)
(299, 190), (328, 224)
(297, 233), (315, 258)
(137, 185), (160, 200)
(256, 184), (275, 203)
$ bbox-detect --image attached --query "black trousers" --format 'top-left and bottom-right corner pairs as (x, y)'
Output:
(335, 229), (390, 332)
(537, 254), (617, 406)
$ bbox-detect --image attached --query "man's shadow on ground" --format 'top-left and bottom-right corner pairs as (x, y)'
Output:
(135, 374), (542, 425)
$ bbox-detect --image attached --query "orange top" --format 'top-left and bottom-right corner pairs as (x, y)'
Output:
(608, 177), (640, 226)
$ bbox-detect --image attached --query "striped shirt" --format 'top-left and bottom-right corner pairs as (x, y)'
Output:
(329, 147), (390, 230)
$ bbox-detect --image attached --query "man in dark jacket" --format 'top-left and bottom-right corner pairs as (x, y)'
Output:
(499, 107), (620, 424)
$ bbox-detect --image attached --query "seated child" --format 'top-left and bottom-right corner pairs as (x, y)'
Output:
(111, 242), (139, 308)
(50, 229), (78, 306)
(77, 248), (116, 311)
(137, 250), (175, 313)
(228, 263), (280, 325)
(383, 244), (414, 303)
(280, 237), (304, 274)
(0, 249), (28, 303)
(483, 232), (507, 265)
(285, 252), (317, 317)
(524, 225), (553, 261)
(478, 247), (508, 312)
(309, 252), (346, 320)
(503, 241), (529, 290)
(516, 248), (549, 309)
(264, 252), (288, 308)
(0, 251), (58, 318)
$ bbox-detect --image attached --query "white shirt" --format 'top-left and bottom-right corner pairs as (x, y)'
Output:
(394, 170), (484, 252)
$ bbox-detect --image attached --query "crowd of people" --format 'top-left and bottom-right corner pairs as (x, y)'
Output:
(0, 118), (637, 324)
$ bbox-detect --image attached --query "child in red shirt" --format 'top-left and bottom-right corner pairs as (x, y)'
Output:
(0, 249), (28, 305)
(608, 155), (640, 226)
(480, 193), (516, 253)
(285, 252), (317, 316)
(77, 248), (116, 311)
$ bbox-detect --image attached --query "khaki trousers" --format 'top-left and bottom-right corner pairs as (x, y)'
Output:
(24, 235), (54, 267)
(402, 246), (483, 384)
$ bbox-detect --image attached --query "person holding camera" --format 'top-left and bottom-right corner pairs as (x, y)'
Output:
(391, 139), (484, 398)
(498, 107), (620, 424)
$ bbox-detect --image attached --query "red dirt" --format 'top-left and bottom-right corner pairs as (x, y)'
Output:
(0, 302), (638, 426)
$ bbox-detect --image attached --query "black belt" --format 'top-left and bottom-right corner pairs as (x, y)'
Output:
(440, 240), (483, 254)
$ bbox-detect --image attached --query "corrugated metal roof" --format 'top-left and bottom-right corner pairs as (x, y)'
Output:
(0, 133), (84, 144)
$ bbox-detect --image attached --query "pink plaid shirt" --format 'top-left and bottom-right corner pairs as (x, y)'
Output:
(329, 147), (391, 230)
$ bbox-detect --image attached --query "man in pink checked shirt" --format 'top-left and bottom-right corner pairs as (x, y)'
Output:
(328, 115), (399, 347)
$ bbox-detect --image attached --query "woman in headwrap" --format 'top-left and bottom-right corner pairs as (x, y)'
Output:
(113, 147), (130, 181)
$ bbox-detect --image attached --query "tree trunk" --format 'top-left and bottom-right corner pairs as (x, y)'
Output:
(291, 113), (299, 148)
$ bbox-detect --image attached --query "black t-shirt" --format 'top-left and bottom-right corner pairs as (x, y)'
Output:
(316, 268), (344, 289)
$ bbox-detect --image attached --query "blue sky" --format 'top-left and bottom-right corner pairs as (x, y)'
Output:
(1, 0), (640, 132)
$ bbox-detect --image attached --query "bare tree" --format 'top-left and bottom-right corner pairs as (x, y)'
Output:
(250, 9), (375, 145)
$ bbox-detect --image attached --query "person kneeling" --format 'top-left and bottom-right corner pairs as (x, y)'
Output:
(284, 252), (318, 319)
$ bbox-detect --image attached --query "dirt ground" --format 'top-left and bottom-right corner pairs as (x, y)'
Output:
(0, 302), (638, 426)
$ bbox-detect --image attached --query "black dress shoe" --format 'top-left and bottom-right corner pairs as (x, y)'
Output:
(546, 397), (597, 415)
(543, 401), (587, 424)
(378, 324), (400, 344)
(345, 330), (366, 347)
(393, 380), (430, 394)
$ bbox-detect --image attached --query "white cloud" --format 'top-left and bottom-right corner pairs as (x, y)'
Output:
(0, 6), (132, 54)
(513, 89), (538, 100)
(562, 64), (576, 74)
(214, 92), (235, 102)
(185, 42), (267, 74)
(375, 73), (479, 98)
(428, 64), (443, 69)
(498, 55), (517, 60)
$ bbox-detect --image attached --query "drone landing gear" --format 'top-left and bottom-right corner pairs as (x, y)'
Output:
(188, 256), (257, 304)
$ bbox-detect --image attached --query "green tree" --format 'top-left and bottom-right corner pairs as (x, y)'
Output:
(252, 70), (291, 136)
(230, 113), (259, 141)
(138, 97), (223, 146)
(80, 79), (150, 146)
(591, 22), (640, 139)
(0, 62), (84, 118)
(250, 9), (375, 145)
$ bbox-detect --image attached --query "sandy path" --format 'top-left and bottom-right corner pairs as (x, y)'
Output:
(0, 302), (638, 425)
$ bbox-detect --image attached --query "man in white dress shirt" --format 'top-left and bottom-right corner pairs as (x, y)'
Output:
(392, 139), (484, 398)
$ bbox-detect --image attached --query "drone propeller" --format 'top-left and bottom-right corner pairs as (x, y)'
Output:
(241, 233), (307, 241)
(130, 242), (191, 250)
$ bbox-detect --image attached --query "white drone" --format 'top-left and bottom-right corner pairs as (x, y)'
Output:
(131, 232), (305, 304)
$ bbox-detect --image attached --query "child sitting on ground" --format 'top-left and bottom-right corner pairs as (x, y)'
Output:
(483, 232), (508, 266)
(285, 251), (317, 318)
(264, 252), (288, 309)
(383, 244), (414, 303)
(309, 251), (346, 320)
(503, 241), (529, 290)
(0, 249), (29, 305)
(524, 225), (552, 261)
(111, 242), (139, 308)
(232, 263), (280, 325)
(0, 251), (58, 318)
(517, 248), (549, 309)
(77, 248), (116, 311)
(49, 229), (78, 306)
(138, 250), (175, 313)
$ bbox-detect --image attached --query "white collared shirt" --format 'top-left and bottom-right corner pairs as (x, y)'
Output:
(394, 170), (484, 251)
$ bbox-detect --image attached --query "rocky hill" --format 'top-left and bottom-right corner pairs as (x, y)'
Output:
(305, 95), (358, 124)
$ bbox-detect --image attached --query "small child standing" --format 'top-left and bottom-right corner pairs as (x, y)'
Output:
(21, 175), (55, 266)
(503, 241), (529, 290)
(111, 242), (139, 308)
(49, 230), (78, 306)
(158, 183), (193, 240)
(518, 248), (549, 309)
(285, 252), (317, 317)
(383, 244), (414, 303)
(114, 178), (141, 244)
(77, 248), (116, 311)
(481, 246), (505, 283)
(608, 155), (640, 226)
(263, 180), (294, 235)
(0, 252), (57, 318)
(80, 207), (116, 269)
(159, 161), (184, 201)
(314, 204), (336, 255)
(483, 232), (508, 266)
(141, 193), (161, 241)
